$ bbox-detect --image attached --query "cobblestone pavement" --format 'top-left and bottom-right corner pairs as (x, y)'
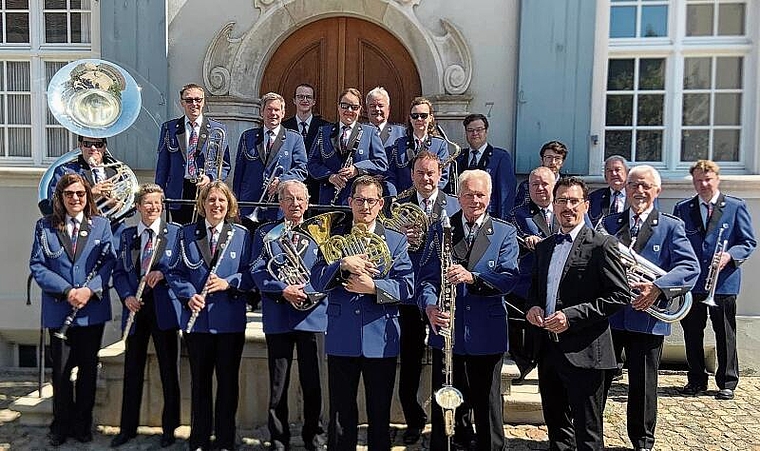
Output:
(1, 370), (760, 450)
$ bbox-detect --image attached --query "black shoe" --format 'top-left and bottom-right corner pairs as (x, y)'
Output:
(48, 432), (67, 447)
(402, 426), (423, 445)
(716, 388), (734, 400)
(160, 432), (176, 447)
(111, 432), (136, 447)
(304, 433), (327, 450)
(75, 431), (93, 443)
(680, 382), (707, 396)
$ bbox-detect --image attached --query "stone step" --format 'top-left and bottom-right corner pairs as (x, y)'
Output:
(501, 359), (544, 424)
(9, 384), (52, 427)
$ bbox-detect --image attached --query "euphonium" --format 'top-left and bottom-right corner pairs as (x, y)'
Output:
(297, 212), (393, 277)
(262, 221), (324, 311)
(433, 211), (464, 439)
(703, 225), (728, 307)
(615, 242), (693, 323)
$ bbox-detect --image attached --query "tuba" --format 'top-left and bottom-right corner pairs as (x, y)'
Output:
(297, 211), (393, 277)
(38, 59), (141, 223)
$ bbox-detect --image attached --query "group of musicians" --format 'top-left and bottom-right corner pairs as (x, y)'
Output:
(29, 81), (756, 451)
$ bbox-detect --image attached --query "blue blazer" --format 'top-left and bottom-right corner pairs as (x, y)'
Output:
(310, 222), (414, 358)
(603, 209), (699, 336)
(166, 221), (252, 333)
(588, 188), (659, 225)
(386, 134), (451, 196)
(30, 215), (116, 329)
(307, 123), (388, 205)
(155, 117), (231, 209)
(417, 211), (519, 355)
(507, 201), (558, 300)
(113, 222), (182, 335)
(377, 123), (406, 195)
(451, 144), (516, 219)
(673, 194), (757, 296)
(232, 127), (308, 219)
(251, 221), (327, 334)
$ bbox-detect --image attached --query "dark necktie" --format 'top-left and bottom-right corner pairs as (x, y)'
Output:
(300, 121), (308, 138)
(341, 125), (350, 153)
(423, 197), (433, 216)
(209, 227), (218, 255)
(466, 221), (478, 245)
(188, 121), (198, 178)
(630, 214), (641, 237)
(265, 130), (275, 160)
(71, 218), (79, 253)
(704, 202), (713, 228)
(555, 233), (572, 244)
(610, 191), (620, 214)
(469, 150), (478, 168)
(92, 167), (104, 184)
(543, 209), (552, 233)
(141, 229), (154, 275)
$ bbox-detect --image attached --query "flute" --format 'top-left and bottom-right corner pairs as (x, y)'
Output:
(121, 236), (162, 342)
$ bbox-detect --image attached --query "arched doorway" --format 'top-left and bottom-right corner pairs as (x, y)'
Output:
(260, 17), (422, 124)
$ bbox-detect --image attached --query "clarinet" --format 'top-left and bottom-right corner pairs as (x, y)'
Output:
(121, 236), (162, 342)
(331, 125), (363, 205)
(185, 228), (234, 333)
(54, 242), (111, 340)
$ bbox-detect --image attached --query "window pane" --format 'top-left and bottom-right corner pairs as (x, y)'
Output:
(610, 6), (636, 38)
(638, 94), (664, 125)
(639, 58), (665, 90)
(47, 128), (70, 158)
(0, 129), (4, 157)
(636, 130), (663, 161)
(605, 131), (632, 161)
(718, 3), (745, 35)
(8, 94), (30, 124)
(45, 0), (67, 8)
(6, 13), (30, 43)
(6, 0), (29, 9)
(713, 129), (740, 161)
(7, 62), (30, 91)
(606, 95), (633, 126)
(71, 12), (91, 43)
(686, 4), (713, 36)
(683, 93), (710, 126)
(45, 13), (68, 43)
(0, 94), (4, 123)
(714, 93), (741, 126)
(641, 5), (667, 37)
(8, 128), (31, 157)
(716, 57), (742, 89)
(684, 58), (711, 89)
(608, 59), (635, 90)
(681, 130), (709, 161)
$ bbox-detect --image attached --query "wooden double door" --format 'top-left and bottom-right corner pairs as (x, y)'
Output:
(261, 17), (421, 124)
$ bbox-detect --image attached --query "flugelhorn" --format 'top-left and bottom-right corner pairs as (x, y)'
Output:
(703, 225), (728, 307)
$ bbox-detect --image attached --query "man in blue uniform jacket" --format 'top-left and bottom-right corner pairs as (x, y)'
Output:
(155, 83), (231, 224)
(449, 114), (516, 219)
(307, 88), (388, 206)
(233, 92), (307, 222)
(309, 176), (413, 451)
(251, 180), (328, 451)
(601, 165), (699, 451)
(588, 155), (628, 225)
(366, 87), (407, 197)
(674, 160), (756, 401)
(419, 169), (519, 451)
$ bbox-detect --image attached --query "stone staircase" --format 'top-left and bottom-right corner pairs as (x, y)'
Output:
(502, 358), (544, 425)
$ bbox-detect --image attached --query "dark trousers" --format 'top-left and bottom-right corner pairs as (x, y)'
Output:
(398, 305), (427, 429)
(430, 349), (505, 451)
(604, 330), (663, 450)
(327, 355), (396, 451)
(185, 332), (245, 450)
(538, 337), (607, 451)
(168, 179), (198, 225)
(681, 293), (739, 390)
(119, 295), (180, 436)
(49, 323), (104, 438)
(265, 331), (325, 448)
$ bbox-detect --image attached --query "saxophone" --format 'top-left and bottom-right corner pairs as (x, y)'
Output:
(433, 211), (464, 439)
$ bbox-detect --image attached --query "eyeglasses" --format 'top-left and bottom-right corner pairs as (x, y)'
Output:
(182, 97), (204, 104)
(410, 113), (429, 120)
(81, 140), (105, 149)
(339, 102), (361, 111)
(295, 94), (313, 101)
(542, 155), (564, 162)
(63, 190), (86, 199)
(465, 126), (486, 134)
(554, 197), (585, 207)
(351, 197), (380, 206)
(627, 181), (655, 190)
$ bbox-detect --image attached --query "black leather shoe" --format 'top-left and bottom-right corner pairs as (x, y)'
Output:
(48, 432), (67, 447)
(680, 382), (707, 396)
(75, 431), (93, 443)
(111, 432), (135, 447)
(160, 432), (176, 447)
(716, 388), (734, 400)
(402, 426), (423, 444)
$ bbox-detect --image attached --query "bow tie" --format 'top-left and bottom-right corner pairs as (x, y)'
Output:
(555, 233), (572, 244)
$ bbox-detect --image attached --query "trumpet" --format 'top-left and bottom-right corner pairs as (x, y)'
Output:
(190, 127), (226, 223)
(121, 236), (162, 342)
(703, 225), (728, 307)
(249, 165), (284, 223)
(186, 228), (234, 333)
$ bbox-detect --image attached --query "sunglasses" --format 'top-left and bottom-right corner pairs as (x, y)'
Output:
(63, 190), (86, 199)
(81, 140), (105, 149)
(410, 113), (429, 120)
(339, 102), (361, 112)
(182, 97), (204, 104)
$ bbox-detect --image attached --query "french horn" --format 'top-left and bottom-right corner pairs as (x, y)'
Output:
(37, 59), (141, 223)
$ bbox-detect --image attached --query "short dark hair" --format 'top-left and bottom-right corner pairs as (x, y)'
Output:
(179, 83), (205, 98)
(294, 83), (315, 97)
(77, 135), (107, 145)
(553, 176), (588, 200)
(338, 88), (362, 104)
(540, 140), (568, 159)
(350, 175), (384, 198)
(463, 113), (489, 129)
(410, 149), (443, 171)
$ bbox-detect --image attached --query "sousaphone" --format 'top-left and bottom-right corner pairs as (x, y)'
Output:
(37, 59), (141, 223)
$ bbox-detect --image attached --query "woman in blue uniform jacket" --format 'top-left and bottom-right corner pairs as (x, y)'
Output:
(29, 173), (116, 447)
(386, 97), (451, 196)
(166, 181), (253, 451)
